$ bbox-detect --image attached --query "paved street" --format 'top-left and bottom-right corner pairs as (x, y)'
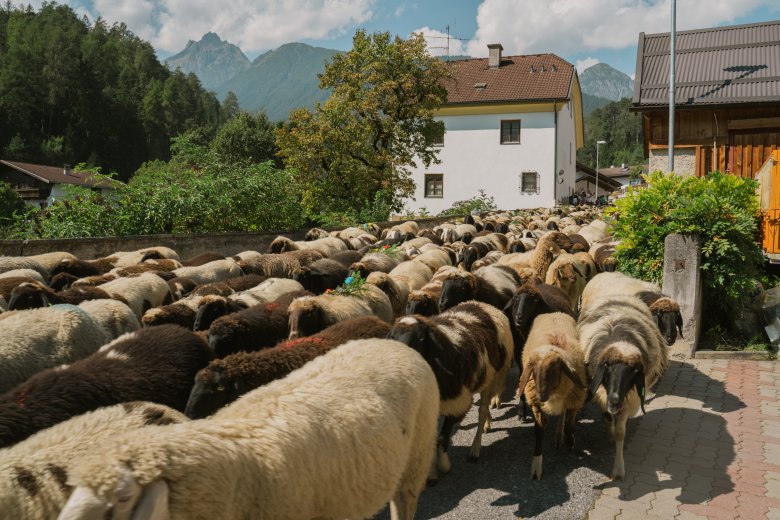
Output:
(378, 357), (780, 519)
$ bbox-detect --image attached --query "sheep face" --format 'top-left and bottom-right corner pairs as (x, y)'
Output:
(186, 367), (241, 418)
(288, 302), (324, 339)
(59, 467), (168, 520)
(461, 247), (480, 271)
(505, 291), (541, 344)
(509, 241), (526, 253)
(50, 272), (78, 291)
(8, 282), (49, 310)
(193, 298), (244, 332)
(406, 294), (439, 316)
(294, 267), (338, 295)
(438, 274), (476, 312)
(387, 319), (441, 364)
(652, 308), (683, 346)
(590, 351), (645, 417)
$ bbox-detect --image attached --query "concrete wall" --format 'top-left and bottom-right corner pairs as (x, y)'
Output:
(405, 107), (577, 213)
(649, 147), (696, 176)
(0, 216), (458, 261)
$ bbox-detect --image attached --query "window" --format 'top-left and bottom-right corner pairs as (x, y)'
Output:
(520, 171), (539, 194)
(432, 123), (444, 146)
(424, 174), (443, 198)
(500, 119), (521, 144)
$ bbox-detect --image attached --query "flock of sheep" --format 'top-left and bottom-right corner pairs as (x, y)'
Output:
(0, 207), (683, 519)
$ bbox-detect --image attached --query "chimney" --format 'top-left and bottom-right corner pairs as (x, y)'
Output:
(488, 43), (503, 68)
(63, 164), (71, 176)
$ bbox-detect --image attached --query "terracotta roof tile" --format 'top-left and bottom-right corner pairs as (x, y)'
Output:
(443, 54), (574, 104)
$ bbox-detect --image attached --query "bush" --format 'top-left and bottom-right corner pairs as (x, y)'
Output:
(609, 171), (764, 329)
(438, 189), (497, 217)
(0, 181), (26, 230)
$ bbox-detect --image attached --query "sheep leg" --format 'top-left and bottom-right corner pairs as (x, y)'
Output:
(564, 407), (577, 448)
(468, 396), (490, 462)
(435, 414), (463, 477)
(554, 410), (566, 448)
(530, 403), (545, 479)
(611, 414), (628, 480)
(391, 435), (430, 520)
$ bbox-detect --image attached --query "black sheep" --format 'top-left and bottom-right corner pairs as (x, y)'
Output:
(0, 325), (213, 448)
(185, 316), (391, 418)
(206, 290), (312, 357)
(50, 257), (117, 278)
(294, 258), (348, 295)
(328, 250), (365, 268)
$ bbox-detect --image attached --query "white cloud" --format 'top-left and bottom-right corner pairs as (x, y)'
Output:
(412, 26), (467, 57)
(81, 0), (375, 53)
(576, 57), (600, 73)
(466, 0), (771, 57)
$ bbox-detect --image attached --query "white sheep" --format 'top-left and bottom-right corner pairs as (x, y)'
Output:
(577, 295), (668, 480)
(172, 258), (243, 285)
(269, 236), (349, 257)
(78, 299), (141, 340)
(23, 252), (77, 274)
(57, 339), (440, 520)
(0, 304), (109, 394)
(96, 272), (173, 320)
(0, 402), (187, 520)
(579, 271), (659, 314)
(0, 269), (47, 283)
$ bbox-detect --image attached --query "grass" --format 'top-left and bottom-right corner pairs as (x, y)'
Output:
(702, 324), (773, 353)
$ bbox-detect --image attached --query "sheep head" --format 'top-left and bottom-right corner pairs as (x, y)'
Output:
(518, 347), (585, 402)
(649, 297), (683, 346)
(8, 281), (51, 310)
(406, 291), (439, 316)
(58, 466), (169, 520)
(186, 363), (242, 419)
(590, 344), (646, 417)
(438, 272), (476, 312)
(287, 298), (324, 339)
(387, 316), (452, 379)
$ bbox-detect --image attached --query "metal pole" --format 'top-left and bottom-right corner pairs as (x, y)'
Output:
(668, 0), (676, 172)
(596, 145), (600, 205)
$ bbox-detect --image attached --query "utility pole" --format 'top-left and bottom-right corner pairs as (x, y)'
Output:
(668, 0), (676, 172)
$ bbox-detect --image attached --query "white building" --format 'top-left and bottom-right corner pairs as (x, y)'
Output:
(0, 160), (115, 208)
(405, 44), (584, 214)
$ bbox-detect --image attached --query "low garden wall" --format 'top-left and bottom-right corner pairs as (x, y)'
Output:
(0, 216), (458, 260)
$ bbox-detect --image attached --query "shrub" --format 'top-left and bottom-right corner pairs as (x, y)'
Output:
(0, 181), (26, 229)
(609, 171), (764, 328)
(438, 189), (497, 217)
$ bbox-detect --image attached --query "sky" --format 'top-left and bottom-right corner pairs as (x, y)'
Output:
(31, 0), (780, 78)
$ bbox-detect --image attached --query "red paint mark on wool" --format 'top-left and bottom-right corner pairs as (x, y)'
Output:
(15, 391), (26, 409)
(265, 303), (279, 314)
(281, 337), (326, 349)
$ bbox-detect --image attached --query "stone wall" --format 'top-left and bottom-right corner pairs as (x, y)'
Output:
(0, 216), (458, 260)
(649, 147), (696, 176)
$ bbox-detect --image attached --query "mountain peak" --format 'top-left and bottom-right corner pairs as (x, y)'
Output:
(580, 62), (634, 102)
(165, 33), (251, 90)
(200, 32), (222, 45)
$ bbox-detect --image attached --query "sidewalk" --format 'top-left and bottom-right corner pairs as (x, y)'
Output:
(586, 358), (780, 520)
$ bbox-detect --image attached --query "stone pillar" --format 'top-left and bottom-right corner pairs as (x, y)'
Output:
(661, 234), (702, 357)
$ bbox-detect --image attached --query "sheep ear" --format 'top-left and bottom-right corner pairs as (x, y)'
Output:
(652, 312), (660, 329)
(561, 362), (586, 390)
(572, 263), (585, 278)
(130, 479), (170, 520)
(676, 311), (684, 339)
(517, 365), (533, 396)
(635, 368), (646, 414)
(589, 363), (606, 397)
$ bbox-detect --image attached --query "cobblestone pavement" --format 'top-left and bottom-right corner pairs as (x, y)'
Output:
(377, 358), (780, 519)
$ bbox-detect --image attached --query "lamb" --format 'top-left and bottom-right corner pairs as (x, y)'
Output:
(287, 284), (393, 338)
(516, 312), (587, 479)
(96, 272), (173, 319)
(236, 249), (323, 278)
(438, 265), (529, 312)
(544, 253), (588, 311)
(349, 251), (405, 278)
(171, 258), (243, 285)
(577, 295), (668, 479)
(207, 290), (312, 357)
(0, 402), (188, 520)
(58, 339), (439, 520)
(268, 235), (348, 257)
(0, 324), (213, 448)
(294, 258), (348, 294)
(579, 272), (683, 345)
(7, 281), (111, 310)
(187, 316), (392, 418)
(405, 266), (459, 316)
(0, 304), (109, 395)
(191, 278), (304, 331)
(78, 299), (141, 340)
(387, 301), (514, 481)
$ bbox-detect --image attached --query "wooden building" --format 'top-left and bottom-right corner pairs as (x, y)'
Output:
(632, 20), (780, 178)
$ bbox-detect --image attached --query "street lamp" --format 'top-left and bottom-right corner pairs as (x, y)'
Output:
(595, 140), (607, 205)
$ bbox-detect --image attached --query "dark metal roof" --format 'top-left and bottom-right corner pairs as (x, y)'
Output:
(575, 162), (623, 190)
(633, 19), (780, 108)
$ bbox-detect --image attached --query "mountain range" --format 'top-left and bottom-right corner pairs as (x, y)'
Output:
(164, 33), (635, 121)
